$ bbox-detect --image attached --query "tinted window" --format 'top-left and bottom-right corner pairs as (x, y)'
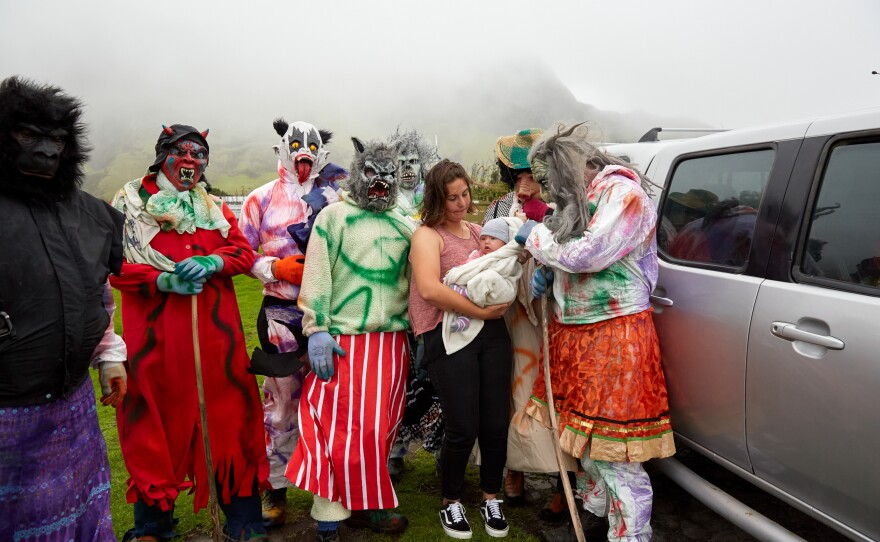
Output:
(800, 140), (880, 287)
(659, 150), (774, 267)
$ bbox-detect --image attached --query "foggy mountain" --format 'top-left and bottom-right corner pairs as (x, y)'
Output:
(81, 62), (700, 200)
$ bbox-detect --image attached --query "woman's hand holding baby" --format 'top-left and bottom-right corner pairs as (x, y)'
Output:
(480, 302), (511, 320)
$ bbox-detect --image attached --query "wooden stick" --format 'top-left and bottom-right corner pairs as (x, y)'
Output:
(541, 293), (586, 542)
(192, 295), (223, 542)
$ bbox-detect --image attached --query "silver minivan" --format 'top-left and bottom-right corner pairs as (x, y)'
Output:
(607, 110), (880, 542)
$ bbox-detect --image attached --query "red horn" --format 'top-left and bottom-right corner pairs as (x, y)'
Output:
(201, 129), (209, 139)
(162, 125), (174, 136)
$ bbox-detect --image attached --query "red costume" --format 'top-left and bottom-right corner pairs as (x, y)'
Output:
(111, 172), (267, 512)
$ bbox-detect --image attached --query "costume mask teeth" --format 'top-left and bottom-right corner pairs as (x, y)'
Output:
(350, 137), (399, 212)
(367, 178), (391, 200)
(180, 168), (195, 182)
(396, 148), (422, 190)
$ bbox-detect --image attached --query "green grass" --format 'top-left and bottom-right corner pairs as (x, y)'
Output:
(98, 274), (542, 541)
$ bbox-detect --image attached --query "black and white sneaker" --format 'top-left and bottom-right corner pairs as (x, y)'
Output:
(480, 498), (509, 537)
(439, 501), (472, 539)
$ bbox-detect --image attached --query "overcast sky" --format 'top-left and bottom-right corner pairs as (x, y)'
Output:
(2, 0), (879, 139)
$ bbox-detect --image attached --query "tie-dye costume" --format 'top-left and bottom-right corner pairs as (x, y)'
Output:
(239, 152), (346, 490)
(524, 152), (675, 541)
(111, 169), (268, 537)
(480, 207), (567, 475)
(287, 144), (415, 519)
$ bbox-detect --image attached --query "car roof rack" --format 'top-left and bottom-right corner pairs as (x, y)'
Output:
(638, 127), (729, 143)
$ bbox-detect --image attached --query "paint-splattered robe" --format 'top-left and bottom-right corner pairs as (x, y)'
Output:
(524, 165), (674, 463)
(110, 175), (268, 512)
(239, 163), (346, 489)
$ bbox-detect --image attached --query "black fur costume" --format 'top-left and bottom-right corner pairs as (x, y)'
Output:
(0, 76), (123, 405)
(0, 76), (90, 202)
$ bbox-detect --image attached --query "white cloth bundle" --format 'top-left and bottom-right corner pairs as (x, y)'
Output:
(442, 217), (525, 354)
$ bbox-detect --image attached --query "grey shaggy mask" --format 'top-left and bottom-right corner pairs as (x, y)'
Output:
(529, 122), (654, 244)
(387, 128), (438, 190)
(347, 137), (399, 212)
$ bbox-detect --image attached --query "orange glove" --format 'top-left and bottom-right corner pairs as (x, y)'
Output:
(274, 255), (306, 285)
(99, 363), (127, 408)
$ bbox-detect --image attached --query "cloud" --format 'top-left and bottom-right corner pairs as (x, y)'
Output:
(3, 0), (879, 197)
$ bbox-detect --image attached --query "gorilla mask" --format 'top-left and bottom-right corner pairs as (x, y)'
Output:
(0, 76), (90, 201)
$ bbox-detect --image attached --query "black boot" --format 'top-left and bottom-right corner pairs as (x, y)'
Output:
(123, 500), (175, 542)
(221, 492), (267, 539)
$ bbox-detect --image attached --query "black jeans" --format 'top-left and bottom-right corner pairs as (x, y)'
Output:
(424, 318), (512, 500)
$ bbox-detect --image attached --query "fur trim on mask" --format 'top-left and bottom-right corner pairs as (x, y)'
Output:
(0, 76), (90, 201)
(530, 122), (654, 244)
(387, 128), (438, 186)
(347, 137), (399, 212)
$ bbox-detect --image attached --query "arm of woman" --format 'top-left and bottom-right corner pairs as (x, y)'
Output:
(410, 226), (509, 320)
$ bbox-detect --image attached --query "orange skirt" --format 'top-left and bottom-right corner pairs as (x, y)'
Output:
(526, 310), (675, 463)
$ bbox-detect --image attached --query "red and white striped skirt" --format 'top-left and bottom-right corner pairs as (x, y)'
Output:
(285, 331), (409, 510)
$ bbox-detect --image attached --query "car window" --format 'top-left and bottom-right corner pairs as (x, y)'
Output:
(800, 140), (880, 288)
(659, 150), (774, 267)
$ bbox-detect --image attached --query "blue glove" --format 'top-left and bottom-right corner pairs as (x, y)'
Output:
(530, 267), (554, 298)
(308, 332), (346, 380)
(174, 255), (224, 281)
(515, 220), (539, 245)
(157, 272), (206, 295)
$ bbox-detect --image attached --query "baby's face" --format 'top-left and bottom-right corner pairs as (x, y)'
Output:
(479, 235), (506, 255)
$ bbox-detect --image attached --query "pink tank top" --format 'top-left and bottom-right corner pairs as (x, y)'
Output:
(409, 221), (482, 337)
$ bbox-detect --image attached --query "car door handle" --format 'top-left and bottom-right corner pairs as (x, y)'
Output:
(650, 295), (673, 307)
(770, 322), (844, 350)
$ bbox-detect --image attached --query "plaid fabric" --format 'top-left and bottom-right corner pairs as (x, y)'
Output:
(495, 128), (544, 170)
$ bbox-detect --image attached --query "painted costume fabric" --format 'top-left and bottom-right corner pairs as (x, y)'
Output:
(395, 183), (424, 220)
(240, 162), (346, 488)
(577, 452), (654, 541)
(286, 198), (415, 510)
(526, 166), (658, 325)
(111, 173), (268, 512)
(524, 165), (674, 463)
(469, 195), (562, 474)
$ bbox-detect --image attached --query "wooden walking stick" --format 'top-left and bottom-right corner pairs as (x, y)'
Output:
(192, 295), (224, 542)
(541, 289), (587, 542)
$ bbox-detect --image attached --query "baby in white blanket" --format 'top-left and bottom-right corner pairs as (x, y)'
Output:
(442, 217), (525, 354)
